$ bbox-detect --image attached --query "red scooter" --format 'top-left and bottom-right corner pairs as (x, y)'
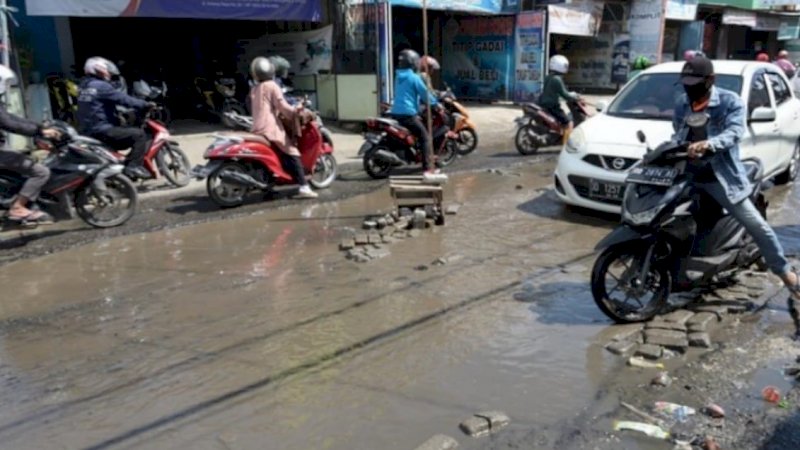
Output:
(191, 121), (337, 208)
(109, 107), (193, 187)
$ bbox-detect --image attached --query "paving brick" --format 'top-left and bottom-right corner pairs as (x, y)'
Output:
(688, 332), (712, 348)
(645, 321), (687, 332)
(354, 234), (369, 245)
(606, 340), (637, 356)
(661, 309), (695, 325)
(459, 416), (489, 437)
(687, 312), (718, 332)
(610, 324), (644, 342)
(635, 344), (664, 360)
(475, 411), (511, 430)
(644, 329), (689, 349)
(339, 239), (355, 251)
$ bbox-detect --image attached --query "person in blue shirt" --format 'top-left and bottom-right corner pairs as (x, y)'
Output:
(674, 55), (800, 337)
(389, 49), (440, 175)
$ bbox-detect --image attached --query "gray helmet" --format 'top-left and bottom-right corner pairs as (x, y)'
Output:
(268, 56), (291, 79)
(397, 49), (421, 71)
(250, 57), (275, 82)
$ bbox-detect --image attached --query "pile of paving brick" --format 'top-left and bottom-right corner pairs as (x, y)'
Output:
(339, 205), (460, 263)
(604, 272), (773, 363)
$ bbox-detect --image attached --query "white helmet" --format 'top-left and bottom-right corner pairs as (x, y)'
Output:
(0, 64), (16, 95)
(84, 56), (115, 78)
(549, 55), (569, 74)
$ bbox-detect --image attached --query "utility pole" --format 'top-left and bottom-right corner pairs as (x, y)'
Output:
(0, 0), (9, 68)
(422, 0), (433, 170)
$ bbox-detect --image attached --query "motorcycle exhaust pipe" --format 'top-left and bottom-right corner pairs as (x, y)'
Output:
(218, 170), (269, 189)
(374, 149), (404, 166)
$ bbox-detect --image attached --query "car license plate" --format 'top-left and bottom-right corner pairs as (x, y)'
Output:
(590, 180), (625, 200)
(626, 166), (679, 186)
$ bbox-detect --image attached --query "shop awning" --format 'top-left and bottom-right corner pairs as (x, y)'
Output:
(389, 0), (507, 14)
(24, 0), (323, 21)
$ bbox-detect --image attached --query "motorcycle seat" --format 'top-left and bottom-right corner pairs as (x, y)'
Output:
(523, 103), (543, 115)
(220, 132), (271, 146)
(73, 135), (104, 146)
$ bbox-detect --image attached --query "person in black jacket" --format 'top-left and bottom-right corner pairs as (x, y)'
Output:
(77, 56), (153, 180)
(0, 65), (61, 224)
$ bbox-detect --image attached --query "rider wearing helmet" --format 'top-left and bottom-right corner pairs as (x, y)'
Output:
(77, 56), (154, 180)
(775, 50), (797, 81)
(249, 57), (317, 199)
(419, 55), (440, 94)
(628, 56), (652, 81)
(0, 64), (62, 224)
(389, 49), (440, 178)
(540, 54), (580, 146)
(268, 55), (298, 105)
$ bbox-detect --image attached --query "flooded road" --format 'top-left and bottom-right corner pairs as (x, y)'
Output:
(2, 157), (800, 449)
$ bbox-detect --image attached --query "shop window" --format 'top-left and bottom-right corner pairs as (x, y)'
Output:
(766, 72), (791, 106)
(748, 72), (772, 113)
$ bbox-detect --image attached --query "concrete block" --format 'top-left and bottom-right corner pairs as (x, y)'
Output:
(610, 324), (644, 342)
(339, 239), (355, 251)
(446, 204), (461, 215)
(635, 344), (663, 360)
(415, 434), (459, 450)
(688, 332), (712, 348)
(368, 233), (382, 244)
(606, 340), (637, 356)
(661, 309), (695, 325)
(475, 411), (510, 430)
(645, 321), (687, 332)
(354, 234), (369, 245)
(644, 329), (689, 349)
(459, 416), (490, 437)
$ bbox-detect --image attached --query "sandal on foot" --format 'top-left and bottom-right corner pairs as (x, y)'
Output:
(6, 210), (54, 225)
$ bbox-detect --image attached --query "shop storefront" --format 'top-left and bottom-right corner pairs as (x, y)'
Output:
(662, 0), (703, 62)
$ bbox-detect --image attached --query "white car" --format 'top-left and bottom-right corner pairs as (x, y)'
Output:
(554, 60), (800, 213)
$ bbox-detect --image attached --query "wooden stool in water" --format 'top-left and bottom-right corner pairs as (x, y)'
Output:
(389, 175), (445, 225)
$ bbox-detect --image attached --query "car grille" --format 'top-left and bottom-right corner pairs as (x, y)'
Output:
(567, 175), (624, 206)
(582, 154), (638, 171)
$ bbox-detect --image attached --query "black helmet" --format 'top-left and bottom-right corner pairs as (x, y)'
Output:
(268, 56), (291, 79)
(398, 49), (421, 71)
(250, 57), (275, 82)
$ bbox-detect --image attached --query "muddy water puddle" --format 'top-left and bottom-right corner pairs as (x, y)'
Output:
(0, 164), (643, 449)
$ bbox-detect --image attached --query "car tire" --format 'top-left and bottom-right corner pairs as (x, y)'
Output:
(775, 140), (800, 185)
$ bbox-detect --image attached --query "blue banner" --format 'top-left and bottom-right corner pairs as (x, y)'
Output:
(441, 16), (515, 101)
(26, 0), (322, 21)
(390, 0), (502, 14)
(513, 11), (544, 103)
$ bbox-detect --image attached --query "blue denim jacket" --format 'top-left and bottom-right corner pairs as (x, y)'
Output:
(671, 86), (752, 204)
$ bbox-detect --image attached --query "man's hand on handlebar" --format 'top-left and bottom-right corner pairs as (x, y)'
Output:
(147, 101), (159, 110)
(40, 127), (62, 140)
(687, 140), (711, 159)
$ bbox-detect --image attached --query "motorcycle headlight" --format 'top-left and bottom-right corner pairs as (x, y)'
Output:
(565, 127), (586, 154)
(623, 205), (663, 226)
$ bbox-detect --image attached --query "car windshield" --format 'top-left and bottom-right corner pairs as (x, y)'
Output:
(607, 73), (743, 121)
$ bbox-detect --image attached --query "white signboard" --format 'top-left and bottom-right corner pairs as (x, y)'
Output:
(241, 25), (333, 76)
(548, 2), (604, 37)
(755, 14), (782, 31)
(629, 0), (664, 63)
(722, 9), (757, 28)
(665, 0), (698, 21)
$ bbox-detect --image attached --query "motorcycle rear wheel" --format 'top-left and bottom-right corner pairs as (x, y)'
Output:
(435, 140), (458, 167)
(156, 144), (192, 187)
(515, 124), (540, 155)
(75, 174), (138, 228)
(591, 244), (671, 323)
(455, 128), (478, 155)
(363, 146), (394, 179)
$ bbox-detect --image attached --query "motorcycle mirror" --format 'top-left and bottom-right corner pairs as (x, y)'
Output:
(636, 130), (647, 144)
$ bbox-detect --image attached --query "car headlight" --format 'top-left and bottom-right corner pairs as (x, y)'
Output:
(565, 127), (586, 154)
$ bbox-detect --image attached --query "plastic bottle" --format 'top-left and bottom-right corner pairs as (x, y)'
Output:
(613, 420), (670, 439)
(653, 401), (696, 422)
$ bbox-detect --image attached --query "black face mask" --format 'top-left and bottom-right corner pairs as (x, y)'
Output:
(684, 80), (711, 102)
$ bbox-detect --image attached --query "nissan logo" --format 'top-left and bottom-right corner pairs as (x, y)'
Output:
(612, 158), (626, 170)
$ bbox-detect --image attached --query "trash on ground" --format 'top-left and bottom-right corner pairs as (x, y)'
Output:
(703, 403), (725, 418)
(613, 420), (670, 439)
(654, 401), (696, 422)
(762, 385), (781, 403)
(651, 371), (673, 387)
(628, 356), (666, 369)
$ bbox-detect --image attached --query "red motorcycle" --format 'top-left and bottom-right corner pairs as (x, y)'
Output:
(360, 106), (457, 179)
(191, 121), (337, 208)
(110, 108), (192, 186)
(514, 97), (592, 155)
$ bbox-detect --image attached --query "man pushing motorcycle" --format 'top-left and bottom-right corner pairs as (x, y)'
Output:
(674, 55), (800, 337)
(77, 56), (155, 180)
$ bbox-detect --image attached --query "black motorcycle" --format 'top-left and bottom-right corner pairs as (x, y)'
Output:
(514, 97), (591, 155)
(118, 79), (171, 127)
(0, 122), (138, 228)
(590, 113), (766, 323)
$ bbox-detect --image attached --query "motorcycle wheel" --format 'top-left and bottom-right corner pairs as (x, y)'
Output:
(74, 174), (138, 228)
(435, 140), (458, 167)
(455, 128), (478, 155)
(363, 146), (394, 179)
(591, 244), (671, 324)
(152, 105), (172, 125)
(222, 103), (247, 129)
(310, 153), (337, 189)
(156, 144), (192, 187)
(207, 162), (249, 208)
(321, 128), (334, 149)
(515, 124), (540, 155)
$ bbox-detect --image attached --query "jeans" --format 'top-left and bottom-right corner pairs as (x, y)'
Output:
(394, 114), (432, 171)
(0, 150), (50, 201)
(91, 127), (149, 167)
(700, 181), (790, 275)
(283, 154), (308, 187)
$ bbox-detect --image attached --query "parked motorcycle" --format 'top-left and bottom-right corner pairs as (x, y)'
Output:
(107, 107), (192, 187)
(514, 96), (591, 155)
(46, 76), (79, 126)
(438, 88), (478, 155)
(0, 121), (138, 228)
(117, 79), (171, 127)
(360, 106), (457, 179)
(193, 76), (247, 129)
(191, 120), (337, 208)
(590, 115), (766, 323)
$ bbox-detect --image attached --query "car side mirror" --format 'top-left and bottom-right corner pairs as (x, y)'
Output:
(749, 106), (776, 122)
(636, 130), (647, 144)
(595, 100), (608, 112)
